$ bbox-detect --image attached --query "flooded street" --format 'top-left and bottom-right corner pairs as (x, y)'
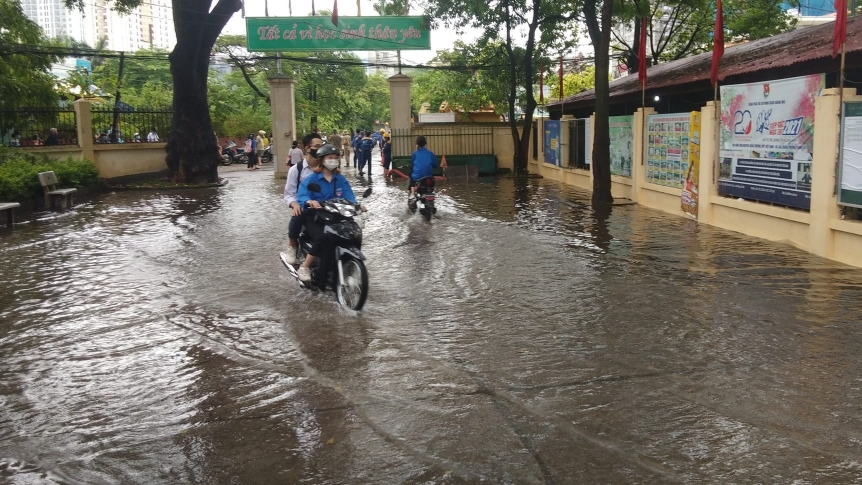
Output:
(2, 162), (862, 484)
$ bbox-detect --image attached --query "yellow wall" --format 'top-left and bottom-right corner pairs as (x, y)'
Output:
(25, 143), (167, 180)
(532, 90), (862, 269)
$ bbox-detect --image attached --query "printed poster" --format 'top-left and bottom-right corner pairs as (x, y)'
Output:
(839, 102), (862, 208)
(681, 112), (701, 218)
(609, 115), (633, 177)
(544, 120), (561, 166)
(719, 74), (824, 210)
(646, 113), (692, 188)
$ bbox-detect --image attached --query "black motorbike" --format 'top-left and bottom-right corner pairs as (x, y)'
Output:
(280, 185), (372, 311)
(221, 141), (248, 166)
(408, 175), (437, 221)
(261, 145), (273, 163)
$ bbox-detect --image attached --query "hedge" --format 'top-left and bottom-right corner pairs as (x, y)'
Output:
(0, 147), (100, 201)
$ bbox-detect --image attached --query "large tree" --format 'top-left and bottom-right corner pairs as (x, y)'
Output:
(63, 0), (243, 183)
(583, 0), (614, 204)
(426, 0), (579, 174)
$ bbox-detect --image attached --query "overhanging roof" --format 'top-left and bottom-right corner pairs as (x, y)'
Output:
(547, 15), (862, 113)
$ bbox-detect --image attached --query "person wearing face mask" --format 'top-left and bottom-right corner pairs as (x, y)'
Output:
(283, 133), (324, 264)
(295, 144), (366, 282)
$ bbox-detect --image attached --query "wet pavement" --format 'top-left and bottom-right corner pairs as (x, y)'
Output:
(2, 156), (862, 484)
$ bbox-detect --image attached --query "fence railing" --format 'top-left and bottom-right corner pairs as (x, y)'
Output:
(1, 108), (78, 146)
(391, 124), (496, 158)
(90, 107), (171, 144)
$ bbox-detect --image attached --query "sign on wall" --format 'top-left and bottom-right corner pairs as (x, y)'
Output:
(647, 113), (692, 188)
(609, 115), (633, 177)
(718, 74), (824, 210)
(839, 102), (862, 208)
(681, 112), (701, 218)
(544, 120), (561, 166)
(246, 16), (431, 51)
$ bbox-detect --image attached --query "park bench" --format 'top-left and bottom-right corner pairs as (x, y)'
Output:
(38, 171), (77, 210)
(0, 202), (20, 227)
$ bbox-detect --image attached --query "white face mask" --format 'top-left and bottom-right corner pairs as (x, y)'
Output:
(323, 160), (339, 171)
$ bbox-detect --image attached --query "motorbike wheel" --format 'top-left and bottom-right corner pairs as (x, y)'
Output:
(221, 154), (233, 166)
(238, 154), (249, 164)
(336, 257), (368, 310)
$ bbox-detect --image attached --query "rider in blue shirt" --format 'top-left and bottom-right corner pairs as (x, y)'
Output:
(409, 135), (438, 197)
(295, 144), (364, 282)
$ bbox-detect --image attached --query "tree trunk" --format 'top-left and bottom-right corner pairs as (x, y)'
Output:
(585, 0), (614, 205)
(166, 0), (240, 184)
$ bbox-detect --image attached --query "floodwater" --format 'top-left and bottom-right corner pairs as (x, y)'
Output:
(2, 161), (862, 484)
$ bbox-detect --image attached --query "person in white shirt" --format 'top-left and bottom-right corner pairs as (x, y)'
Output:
(288, 140), (304, 168)
(283, 133), (324, 263)
(146, 127), (159, 142)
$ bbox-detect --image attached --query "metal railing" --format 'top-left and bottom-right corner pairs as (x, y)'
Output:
(391, 124), (495, 158)
(1, 108), (78, 146)
(90, 107), (171, 144)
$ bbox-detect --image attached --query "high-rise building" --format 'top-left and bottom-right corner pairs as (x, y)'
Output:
(20, 0), (175, 51)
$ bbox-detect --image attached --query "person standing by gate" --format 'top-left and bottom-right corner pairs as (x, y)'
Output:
(358, 131), (375, 175)
(381, 131), (392, 179)
(352, 129), (362, 169)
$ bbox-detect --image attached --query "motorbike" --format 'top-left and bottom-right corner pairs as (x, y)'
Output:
(408, 175), (438, 221)
(221, 141), (249, 166)
(279, 185), (373, 311)
(261, 145), (273, 164)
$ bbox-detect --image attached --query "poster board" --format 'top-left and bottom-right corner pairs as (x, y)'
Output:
(681, 112), (701, 218)
(839, 102), (862, 208)
(544, 120), (561, 166)
(647, 113), (692, 188)
(609, 115), (633, 177)
(718, 74), (824, 210)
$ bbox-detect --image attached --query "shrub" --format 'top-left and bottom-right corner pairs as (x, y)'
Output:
(0, 147), (100, 201)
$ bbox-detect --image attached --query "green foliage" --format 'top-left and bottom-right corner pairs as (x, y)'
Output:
(543, 66), (603, 100)
(0, 147), (100, 200)
(0, 0), (59, 110)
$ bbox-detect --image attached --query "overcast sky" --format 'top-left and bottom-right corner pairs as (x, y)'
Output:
(222, 0), (484, 65)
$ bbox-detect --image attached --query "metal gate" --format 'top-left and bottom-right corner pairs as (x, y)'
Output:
(561, 118), (590, 169)
(390, 124), (495, 158)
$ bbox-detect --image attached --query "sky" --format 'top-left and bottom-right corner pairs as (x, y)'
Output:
(222, 0), (484, 65)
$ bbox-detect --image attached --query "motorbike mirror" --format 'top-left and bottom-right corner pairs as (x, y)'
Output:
(307, 183), (322, 192)
(362, 187), (372, 198)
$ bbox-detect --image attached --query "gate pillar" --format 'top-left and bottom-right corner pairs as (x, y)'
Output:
(268, 75), (297, 178)
(389, 74), (413, 132)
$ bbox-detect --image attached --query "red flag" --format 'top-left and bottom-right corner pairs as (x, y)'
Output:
(331, 0), (339, 26)
(638, 17), (648, 85)
(539, 62), (544, 103)
(559, 56), (564, 100)
(833, 0), (847, 58)
(710, 0), (724, 86)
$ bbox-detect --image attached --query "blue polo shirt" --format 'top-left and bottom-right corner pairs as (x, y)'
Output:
(411, 147), (438, 180)
(297, 172), (357, 206)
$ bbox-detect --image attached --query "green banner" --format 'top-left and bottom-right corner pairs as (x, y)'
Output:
(246, 16), (431, 51)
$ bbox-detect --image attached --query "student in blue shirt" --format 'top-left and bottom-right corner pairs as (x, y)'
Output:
(295, 144), (366, 282)
(409, 135), (438, 197)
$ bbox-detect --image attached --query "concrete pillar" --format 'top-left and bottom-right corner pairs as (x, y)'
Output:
(388, 73), (412, 133)
(268, 75), (297, 179)
(74, 99), (94, 161)
(632, 106), (656, 203)
(808, 88), (857, 258)
(697, 101), (718, 225)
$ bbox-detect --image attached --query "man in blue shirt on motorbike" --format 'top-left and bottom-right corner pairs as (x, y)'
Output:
(409, 135), (438, 198)
(295, 144), (366, 282)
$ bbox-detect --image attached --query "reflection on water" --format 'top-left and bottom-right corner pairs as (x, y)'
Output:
(2, 170), (862, 483)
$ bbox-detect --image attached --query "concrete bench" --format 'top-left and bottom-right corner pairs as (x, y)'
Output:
(38, 171), (77, 210)
(0, 202), (20, 227)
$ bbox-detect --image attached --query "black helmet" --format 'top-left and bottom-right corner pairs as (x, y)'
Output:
(315, 143), (340, 158)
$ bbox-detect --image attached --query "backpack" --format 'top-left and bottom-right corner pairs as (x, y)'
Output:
(294, 159), (305, 189)
(244, 139), (253, 153)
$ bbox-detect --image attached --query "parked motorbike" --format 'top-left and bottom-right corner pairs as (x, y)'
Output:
(408, 175), (438, 221)
(279, 185), (373, 311)
(221, 141), (248, 166)
(261, 145), (273, 163)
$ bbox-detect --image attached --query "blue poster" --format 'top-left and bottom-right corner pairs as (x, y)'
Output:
(544, 120), (561, 166)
